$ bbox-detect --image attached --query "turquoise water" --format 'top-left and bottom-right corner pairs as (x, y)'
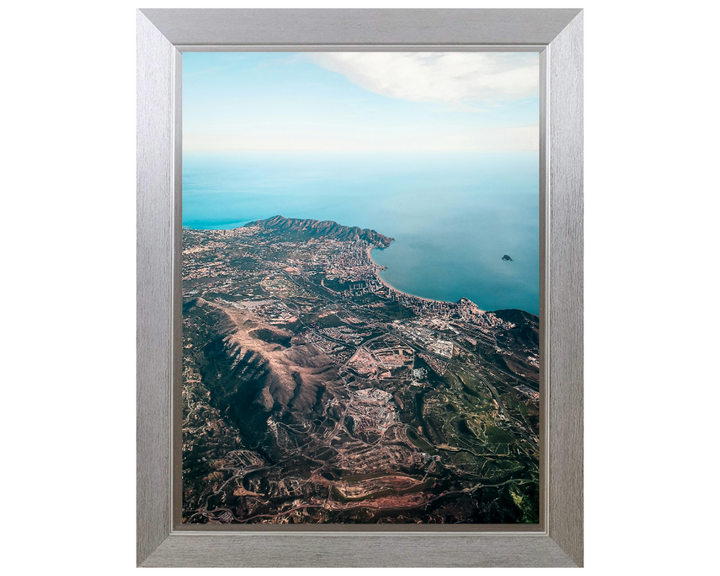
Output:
(183, 152), (539, 315)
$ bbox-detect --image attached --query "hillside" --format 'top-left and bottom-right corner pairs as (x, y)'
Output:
(247, 215), (394, 247)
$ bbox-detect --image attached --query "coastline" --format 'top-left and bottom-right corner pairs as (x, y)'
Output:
(183, 219), (253, 231)
(184, 220), (535, 316)
(366, 246), (473, 308)
(367, 244), (537, 319)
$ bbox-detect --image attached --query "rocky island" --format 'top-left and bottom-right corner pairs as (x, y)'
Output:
(182, 216), (540, 524)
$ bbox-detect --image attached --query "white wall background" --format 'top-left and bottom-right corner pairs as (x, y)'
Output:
(2, 1), (717, 574)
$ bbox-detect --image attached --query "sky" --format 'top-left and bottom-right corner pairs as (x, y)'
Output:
(182, 52), (539, 154)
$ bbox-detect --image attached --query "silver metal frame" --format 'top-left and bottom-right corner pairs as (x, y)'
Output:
(137, 8), (583, 567)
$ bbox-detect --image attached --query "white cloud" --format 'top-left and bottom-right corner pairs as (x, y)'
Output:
(307, 52), (538, 106)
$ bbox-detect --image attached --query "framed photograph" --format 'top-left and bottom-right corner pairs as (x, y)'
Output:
(137, 8), (583, 567)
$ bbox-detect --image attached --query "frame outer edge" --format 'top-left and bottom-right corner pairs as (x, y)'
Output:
(137, 8), (584, 568)
(547, 10), (584, 567)
(137, 10), (175, 566)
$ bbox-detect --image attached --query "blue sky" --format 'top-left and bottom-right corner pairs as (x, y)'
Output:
(183, 52), (539, 153)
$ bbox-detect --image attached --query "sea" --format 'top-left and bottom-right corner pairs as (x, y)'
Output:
(183, 151), (540, 315)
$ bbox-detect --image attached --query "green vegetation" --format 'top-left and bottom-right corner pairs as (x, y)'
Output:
(485, 425), (516, 444)
(312, 313), (344, 328)
(510, 482), (540, 524)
